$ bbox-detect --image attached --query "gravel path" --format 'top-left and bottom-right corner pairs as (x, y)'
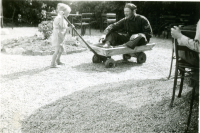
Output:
(1, 28), (197, 132)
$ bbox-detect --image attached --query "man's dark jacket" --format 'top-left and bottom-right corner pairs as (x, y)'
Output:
(107, 14), (153, 42)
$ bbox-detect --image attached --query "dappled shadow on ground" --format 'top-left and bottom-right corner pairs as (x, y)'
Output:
(21, 78), (198, 133)
(1, 66), (50, 81)
(73, 59), (142, 74)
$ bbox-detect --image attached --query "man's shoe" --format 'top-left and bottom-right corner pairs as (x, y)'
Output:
(93, 43), (104, 47)
(103, 41), (112, 48)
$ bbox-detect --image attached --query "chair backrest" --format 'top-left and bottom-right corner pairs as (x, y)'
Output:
(174, 39), (199, 67)
(101, 13), (116, 24)
(106, 13), (116, 24)
(106, 13), (116, 18)
(173, 24), (199, 67)
(81, 13), (94, 22)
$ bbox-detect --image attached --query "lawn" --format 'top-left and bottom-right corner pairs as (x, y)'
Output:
(0, 27), (199, 133)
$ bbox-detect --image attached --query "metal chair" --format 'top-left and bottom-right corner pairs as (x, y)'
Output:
(100, 13), (116, 32)
(169, 39), (199, 132)
(168, 25), (196, 79)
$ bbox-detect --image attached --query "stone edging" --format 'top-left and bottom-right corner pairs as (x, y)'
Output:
(1, 48), (87, 56)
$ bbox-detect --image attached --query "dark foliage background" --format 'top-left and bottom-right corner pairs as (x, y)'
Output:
(2, 0), (200, 30)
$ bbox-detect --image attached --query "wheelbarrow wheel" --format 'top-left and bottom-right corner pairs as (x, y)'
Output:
(137, 52), (146, 64)
(100, 56), (107, 63)
(92, 54), (101, 63)
(105, 58), (115, 68)
(123, 54), (131, 60)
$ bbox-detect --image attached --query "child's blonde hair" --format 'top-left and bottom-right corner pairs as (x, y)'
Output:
(57, 3), (71, 13)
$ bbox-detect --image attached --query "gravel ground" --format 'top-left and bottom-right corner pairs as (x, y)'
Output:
(0, 28), (198, 133)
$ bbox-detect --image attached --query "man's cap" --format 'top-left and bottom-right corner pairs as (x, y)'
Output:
(124, 3), (137, 11)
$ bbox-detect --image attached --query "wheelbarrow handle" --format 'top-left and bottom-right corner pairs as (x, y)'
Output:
(64, 17), (98, 56)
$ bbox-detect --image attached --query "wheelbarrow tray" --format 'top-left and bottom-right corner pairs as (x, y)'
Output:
(90, 43), (155, 57)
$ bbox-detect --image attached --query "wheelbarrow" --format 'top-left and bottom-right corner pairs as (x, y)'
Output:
(64, 17), (155, 68)
(90, 43), (155, 68)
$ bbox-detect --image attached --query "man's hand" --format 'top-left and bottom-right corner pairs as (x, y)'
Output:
(99, 35), (106, 42)
(171, 26), (182, 39)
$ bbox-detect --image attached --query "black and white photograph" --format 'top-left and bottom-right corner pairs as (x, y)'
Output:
(1, 0), (200, 132)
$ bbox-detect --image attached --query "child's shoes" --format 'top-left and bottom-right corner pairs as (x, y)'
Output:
(50, 63), (58, 68)
(50, 60), (65, 68)
(56, 61), (65, 65)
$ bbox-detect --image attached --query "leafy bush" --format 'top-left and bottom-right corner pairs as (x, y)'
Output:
(2, 0), (59, 26)
(3, 1), (199, 28)
(38, 21), (53, 39)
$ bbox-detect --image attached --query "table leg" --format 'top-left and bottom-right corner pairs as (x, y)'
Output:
(81, 26), (86, 36)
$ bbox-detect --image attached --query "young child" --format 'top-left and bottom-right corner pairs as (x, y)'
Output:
(50, 3), (71, 68)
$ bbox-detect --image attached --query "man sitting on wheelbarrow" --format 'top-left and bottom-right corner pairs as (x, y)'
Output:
(98, 3), (153, 49)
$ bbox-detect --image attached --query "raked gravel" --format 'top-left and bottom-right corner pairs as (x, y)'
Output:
(1, 28), (192, 132)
